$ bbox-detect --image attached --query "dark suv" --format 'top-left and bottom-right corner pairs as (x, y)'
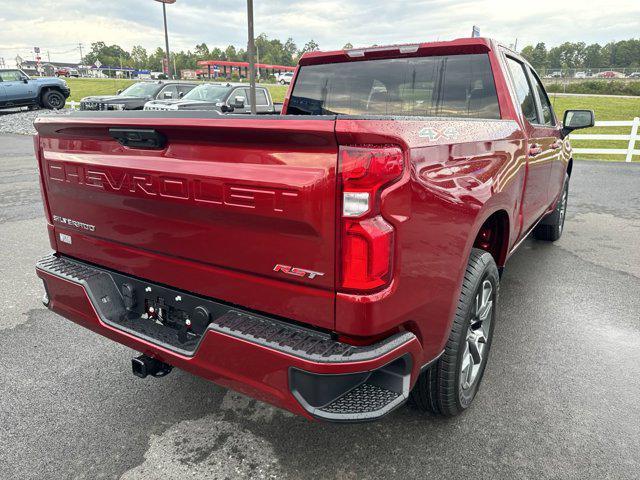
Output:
(0, 69), (70, 110)
(80, 81), (197, 111)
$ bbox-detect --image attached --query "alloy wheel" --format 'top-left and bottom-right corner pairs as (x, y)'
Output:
(460, 279), (493, 391)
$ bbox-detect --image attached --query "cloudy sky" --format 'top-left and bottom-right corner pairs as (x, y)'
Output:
(1, 0), (639, 63)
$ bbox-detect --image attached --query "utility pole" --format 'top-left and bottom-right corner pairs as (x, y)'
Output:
(78, 42), (84, 64)
(162, 3), (171, 78)
(246, 0), (257, 114)
(154, 0), (176, 79)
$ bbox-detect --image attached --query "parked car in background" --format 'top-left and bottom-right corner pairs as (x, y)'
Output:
(55, 68), (79, 78)
(276, 71), (294, 85)
(144, 82), (281, 114)
(34, 37), (595, 422)
(80, 81), (196, 110)
(598, 70), (625, 78)
(574, 71), (586, 79)
(0, 68), (70, 109)
(627, 72), (640, 78)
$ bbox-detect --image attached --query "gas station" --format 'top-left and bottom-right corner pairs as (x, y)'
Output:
(196, 60), (295, 80)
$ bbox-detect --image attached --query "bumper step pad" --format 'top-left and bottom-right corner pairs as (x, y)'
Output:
(319, 383), (400, 415)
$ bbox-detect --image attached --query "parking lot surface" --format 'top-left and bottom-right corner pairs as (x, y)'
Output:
(1, 132), (639, 479)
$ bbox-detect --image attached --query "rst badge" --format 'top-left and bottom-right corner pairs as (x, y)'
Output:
(273, 264), (324, 279)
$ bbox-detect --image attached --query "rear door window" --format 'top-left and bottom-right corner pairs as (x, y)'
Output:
(288, 54), (500, 119)
(255, 89), (269, 106)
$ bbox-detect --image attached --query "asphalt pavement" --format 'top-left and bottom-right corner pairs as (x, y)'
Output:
(1, 132), (639, 479)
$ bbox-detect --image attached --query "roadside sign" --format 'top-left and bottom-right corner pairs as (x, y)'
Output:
(34, 46), (40, 53)
(95, 60), (102, 68)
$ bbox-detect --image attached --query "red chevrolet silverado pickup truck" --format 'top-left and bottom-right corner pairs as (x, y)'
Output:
(34, 38), (594, 422)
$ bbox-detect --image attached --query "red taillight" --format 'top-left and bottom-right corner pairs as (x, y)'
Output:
(339, 145), (404, 292)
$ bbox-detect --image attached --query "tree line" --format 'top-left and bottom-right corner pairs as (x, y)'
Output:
(520, 39), (640, 71)
(82, 36), (640, 74)
(82, 35), (331, 72)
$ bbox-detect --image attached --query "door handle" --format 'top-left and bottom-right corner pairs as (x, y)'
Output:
(528, 144), (543, 157)
(550, 140), (562, 150)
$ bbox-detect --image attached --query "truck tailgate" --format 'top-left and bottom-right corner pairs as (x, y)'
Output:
(34, 114), (338, 329)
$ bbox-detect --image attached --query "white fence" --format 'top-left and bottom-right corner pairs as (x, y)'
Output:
(571, 117), (640, 162)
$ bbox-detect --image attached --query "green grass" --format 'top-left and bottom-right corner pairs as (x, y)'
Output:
(549, 94), (640, 162)
(267, 85), (288, 103)
(65, 78), (136, 102)
(65, 78), (289, 104)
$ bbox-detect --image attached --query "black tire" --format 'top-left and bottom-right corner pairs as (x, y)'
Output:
(533, 174), (569, 242)
(41, 89), (66, 110)
(411, 248), (499, 416)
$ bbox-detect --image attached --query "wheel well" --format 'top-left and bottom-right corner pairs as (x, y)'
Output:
(473, 210), (509, 267)
(40, 86), (63, 98)
(567, 158), (573, 177)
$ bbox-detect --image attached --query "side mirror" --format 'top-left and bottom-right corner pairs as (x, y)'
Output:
(116, 89), (123, 95)
(232, 96), (245, 109)
(178, 91), (184, 98)
(22, 78), (29, 83)
(220, 105), (234, 113)
(562, 110), (595, 138)
(163, 91), (173, 99)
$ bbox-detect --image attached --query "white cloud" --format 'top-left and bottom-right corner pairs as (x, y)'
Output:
(0, 0), (638, 64)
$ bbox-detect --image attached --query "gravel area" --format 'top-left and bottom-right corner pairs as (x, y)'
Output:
(0, 108), (71, 136)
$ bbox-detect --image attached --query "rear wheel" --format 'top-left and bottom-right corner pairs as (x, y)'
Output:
(411, 248), (499, 416)
(41, 90), (65, 110)
(533, 174), (569, 242)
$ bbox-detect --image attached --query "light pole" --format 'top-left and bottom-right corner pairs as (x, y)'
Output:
(155, 0), (175, 78)
(247, 0), (257, 114)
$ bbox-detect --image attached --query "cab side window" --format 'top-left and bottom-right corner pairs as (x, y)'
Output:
(158, 85), (178, 99)
(505, 57), (538, 125)
(233, 88), (248, 105)
(530, 70), (556, 126)
(0, 70), (23, 82)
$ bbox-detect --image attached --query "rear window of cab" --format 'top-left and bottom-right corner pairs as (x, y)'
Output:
(288, 53), (500, 119)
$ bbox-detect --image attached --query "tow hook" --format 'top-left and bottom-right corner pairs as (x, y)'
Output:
(131, 354), (173, 379)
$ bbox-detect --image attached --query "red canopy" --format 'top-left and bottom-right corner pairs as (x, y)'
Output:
(197, 60), (295, 71)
